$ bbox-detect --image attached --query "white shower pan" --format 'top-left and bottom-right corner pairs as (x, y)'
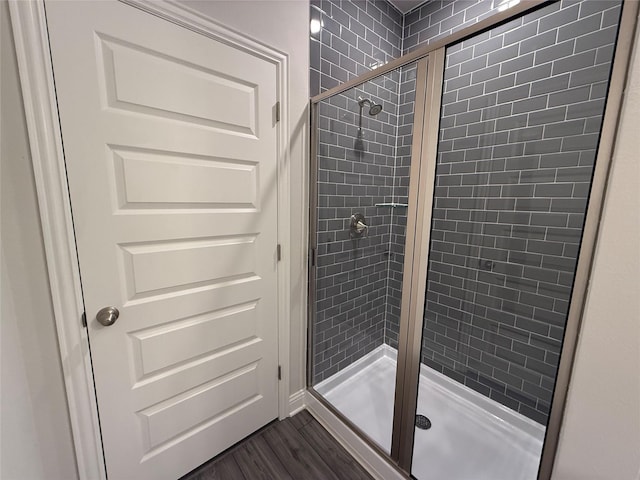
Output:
(315, 345), (544, 480)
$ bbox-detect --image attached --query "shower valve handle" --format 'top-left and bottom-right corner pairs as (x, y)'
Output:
(355, 220), (368, 233)
(350, 213), (368, 238)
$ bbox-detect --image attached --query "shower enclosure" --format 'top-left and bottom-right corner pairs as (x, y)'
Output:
(308, 1), (636, 479)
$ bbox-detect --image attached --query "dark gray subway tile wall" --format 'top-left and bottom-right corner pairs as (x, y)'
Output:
(310, 0), (623, 425)
(387, 0), (521, 350)
(310, 0), (403, 97)
(314, 78), (401, 384)
(312, 0), (404, 384)
(403, 0), (505, 54)
(311, 0), (490, 382)
(420, 0), (622, 424)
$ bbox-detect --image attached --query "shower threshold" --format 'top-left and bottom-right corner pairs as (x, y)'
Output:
(315, 345), (544, 480)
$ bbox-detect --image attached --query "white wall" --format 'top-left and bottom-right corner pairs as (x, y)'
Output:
(0, 2), (78, 479)
(552, 18), (640, 480)
(180, 0), (310, 398)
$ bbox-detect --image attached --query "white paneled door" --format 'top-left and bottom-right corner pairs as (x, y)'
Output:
(45, 1), (280, 478)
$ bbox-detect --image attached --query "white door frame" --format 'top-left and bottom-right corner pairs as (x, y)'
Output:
(9, 1), (292, 478)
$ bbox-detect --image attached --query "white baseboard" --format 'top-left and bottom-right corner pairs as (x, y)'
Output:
(288, 389), (306, 417)
(304, 391), (406, 480)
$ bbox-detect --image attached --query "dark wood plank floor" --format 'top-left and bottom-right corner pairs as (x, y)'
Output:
(180, 410), (374, 480)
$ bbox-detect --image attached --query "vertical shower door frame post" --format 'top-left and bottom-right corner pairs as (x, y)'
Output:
(390, 51), (442, 468)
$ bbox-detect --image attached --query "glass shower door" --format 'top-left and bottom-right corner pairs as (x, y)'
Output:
(309, 59), (423, 455)
(409, 1), (624, 479)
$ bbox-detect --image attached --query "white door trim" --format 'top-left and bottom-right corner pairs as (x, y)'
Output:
(8, 1), (292, 478)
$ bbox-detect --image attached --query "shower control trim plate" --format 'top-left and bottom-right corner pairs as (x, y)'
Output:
(350, 213), (368, 239)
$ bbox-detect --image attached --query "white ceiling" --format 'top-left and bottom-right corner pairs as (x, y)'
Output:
(387, 0), (428, 14)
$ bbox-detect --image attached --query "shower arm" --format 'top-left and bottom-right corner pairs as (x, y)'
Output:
(357, 97), (371, 133)
(357, 97), (382, 136)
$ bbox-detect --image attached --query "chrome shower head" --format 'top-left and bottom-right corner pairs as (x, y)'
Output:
(368, 103), (383, 115)
(358, 97), (383, 116)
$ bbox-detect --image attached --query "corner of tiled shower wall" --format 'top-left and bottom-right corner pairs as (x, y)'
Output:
(314, 80), (401, 384)
(311, 0), (404, 384)
(403, 0), (505, 54)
